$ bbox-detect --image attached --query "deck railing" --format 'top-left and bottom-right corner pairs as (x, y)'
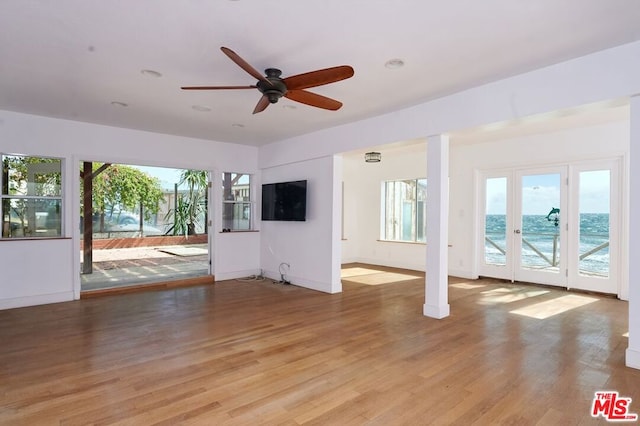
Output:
(485, 232), (609, 269)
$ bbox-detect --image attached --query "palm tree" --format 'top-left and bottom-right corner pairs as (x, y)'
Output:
(179, 170), (208, 235)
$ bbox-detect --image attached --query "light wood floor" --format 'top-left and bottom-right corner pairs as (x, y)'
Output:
(1, 267), (638, 425)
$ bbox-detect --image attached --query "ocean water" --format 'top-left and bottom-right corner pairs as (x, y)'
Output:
(484, 213), (610, 275)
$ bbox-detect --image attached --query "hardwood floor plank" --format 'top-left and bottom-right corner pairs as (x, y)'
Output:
(0, 271), (636, 425)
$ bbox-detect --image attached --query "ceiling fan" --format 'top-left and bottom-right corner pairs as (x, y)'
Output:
(181, 47), (354, 114)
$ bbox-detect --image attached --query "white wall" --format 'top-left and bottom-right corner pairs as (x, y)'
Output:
(449, 120), (629, 280)
(340, 120), (629, 282)
(214, 231), (260, 281)
(627, 96), (640, 369)
(260, 40), (640, 289)
(260, 156), (342, 293)
(342, 145), (427, 271)
(0, 110), (260, 309)
(0, 239), (74, 309)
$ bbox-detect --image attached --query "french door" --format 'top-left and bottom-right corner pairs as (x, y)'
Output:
(479, 159), (620, 295)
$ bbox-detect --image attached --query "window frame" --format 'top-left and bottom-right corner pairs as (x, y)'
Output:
(1, 153), (64, 239)
(381, 178), (427, 243)
(221, 172), (254, 232)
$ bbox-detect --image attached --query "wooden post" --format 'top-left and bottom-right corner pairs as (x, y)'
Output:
(222, 172), (233, 230)
(82, 162), (93, 274)
(173, 183), (178, 235)
(139, 201), (144, 235)
(204, 181), (209, 235)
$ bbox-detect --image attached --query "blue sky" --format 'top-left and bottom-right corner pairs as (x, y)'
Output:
(134, 165), (184, 191)
(486, 171), (610, 215)
(132, 165), (250, 191)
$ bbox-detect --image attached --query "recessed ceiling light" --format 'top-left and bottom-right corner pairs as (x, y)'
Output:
(385, 58), (405, 69)
(111, 101), (128, 107)
(282, 104), (297, 110)
(232, 123), (245, 128)
(141, 69), (162, 78)
(192, 105), (212, 112)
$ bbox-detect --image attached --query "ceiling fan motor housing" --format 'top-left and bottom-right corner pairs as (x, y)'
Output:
(258, 68), (287, 103)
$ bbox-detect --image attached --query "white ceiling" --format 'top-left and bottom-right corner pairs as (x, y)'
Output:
(1, 1), (639, 147)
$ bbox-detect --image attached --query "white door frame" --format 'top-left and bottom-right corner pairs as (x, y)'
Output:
(566, 158), (621, 295)
(513, 166), (568, 287)
(477, 158), (621, 296)
(478, 171), (514, 281)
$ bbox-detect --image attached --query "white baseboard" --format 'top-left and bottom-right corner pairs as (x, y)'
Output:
(214, 269), (261, 281)
(626, 347), (640, 370)
(0, 291), (75, 310)
(342, 260), (478, 281)
(448, 269), (479, 280)
(348, 257), (425, 272)
(423, 303), (450, 319)
(262, 271), (337, 294)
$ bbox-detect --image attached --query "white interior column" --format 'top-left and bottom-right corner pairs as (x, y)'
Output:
(627, 95), (640, 370)
(424, 134), (450, 319)
(330, 154), (343, 294)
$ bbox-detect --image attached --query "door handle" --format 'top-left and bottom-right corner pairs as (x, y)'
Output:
(514, 229), (521, 234)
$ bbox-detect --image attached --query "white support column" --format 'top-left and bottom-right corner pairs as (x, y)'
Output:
(424, 134), (450, 319)
(330, 155), (344, 294)
(627, 95), (640, 370)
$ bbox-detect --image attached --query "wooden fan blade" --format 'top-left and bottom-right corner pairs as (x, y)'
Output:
(283, 66), (354, 90)
(181, 85), (256, 90)
(221, 47), (273, 87)
(285, 89), (343, 111)
(253, 95), (270, 114)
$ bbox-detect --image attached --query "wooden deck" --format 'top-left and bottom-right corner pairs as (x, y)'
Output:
(0, 267), (638, 424)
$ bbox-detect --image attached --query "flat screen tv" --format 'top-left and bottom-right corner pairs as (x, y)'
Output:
(261, 180), (307, 221)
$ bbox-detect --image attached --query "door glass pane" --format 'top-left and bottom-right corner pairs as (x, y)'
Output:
(521, 174), (560, 273)
(485, 177), (507, 265)
(578, 170), (610, 277)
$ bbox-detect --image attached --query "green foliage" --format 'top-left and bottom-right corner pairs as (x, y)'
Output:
(179, 169), (207, 235)
(84, 163), (164, 221)
(80, 163), (164, 228)
(2, 155), (61, 196)
(165, 194), (191, 237)
(2, 155), (62, 237)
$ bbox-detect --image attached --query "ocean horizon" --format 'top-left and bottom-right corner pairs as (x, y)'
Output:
(484, 213), (609, 275)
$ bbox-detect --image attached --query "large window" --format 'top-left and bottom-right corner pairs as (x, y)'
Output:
(383, 178), (426, 242)
(221, 172), (252, 231)
(2, 154), (63, 238)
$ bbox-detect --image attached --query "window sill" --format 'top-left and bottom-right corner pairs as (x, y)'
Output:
(377, 239), (426, 246)
(377, 239), (452, 247)
(0, 236), (70, 242)
(219, 230), (259, 234)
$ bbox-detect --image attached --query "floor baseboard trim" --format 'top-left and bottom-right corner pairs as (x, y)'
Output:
(423, 303), (450, 319)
